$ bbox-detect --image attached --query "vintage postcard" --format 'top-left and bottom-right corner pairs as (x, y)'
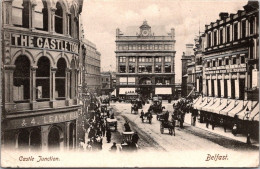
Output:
(1, 0), (259, 167)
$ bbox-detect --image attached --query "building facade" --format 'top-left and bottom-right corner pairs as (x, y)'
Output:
(193, 1), (259, 139)
(101, 72), (113, 95)
(1, 0), (83, 151)
(115, 21), (176, 100)
(82, 39), (101, 96)
(181, 44), (194, 97)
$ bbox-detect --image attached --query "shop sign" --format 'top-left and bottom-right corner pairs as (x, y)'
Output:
(4, 111), (78, 130)
(11, 34), (79, 54)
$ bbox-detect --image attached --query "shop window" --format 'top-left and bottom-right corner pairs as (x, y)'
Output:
(119, 65), (126, 73)
(241, 20), (246, 38)
(165, 65), (171, 73)
(35, 0), (48, 31)
(36, 57), (50, 101)
(239, 78), (245, 100)
(129, 65), (135, 73)
(55, 2), (63, 34)
(13, 55), (30, 102)
(55, 58), (66, 100)
(12, 0), (30, 28)
(226, 26), (230, 42)
(155, 65), (161, 73)
(234, 23), (238, 41)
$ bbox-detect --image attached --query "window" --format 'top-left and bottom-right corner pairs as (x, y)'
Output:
(231, 79), (235, 99)
(207, 33), (211, 47)
(149, 45), (153, 50)
(219, 60), (222, 66)
(155, 57), (162, 62)
(119, 57), (126, 62)
(211, 80), (215, 97)
(106, 78), (108, 82)
(226, 26), (230, 42)
(213, 31), (217, 46)
(154, 45), (158, 50)
(220, 29), (223, 44)
(35, 0), (48, 31)
(129, 57), (135, 62)
(12, 0), (30, 28)
(129, 65), (135, 73)
(232, 57), (236, 64)
(225, 58), (229, 65)
(129, 45), (133, 50)
(234, 23), (238, 41)
(241, 20), (246, 38)
(119, 65), (126, 73)
(165, 56), (171, 62)
(155, 65), (162, 73)
(55, 58), (66, 100)
(212, 60), (216, 67)
(224, 79), (228, 98)
(207, 62), (211, 67)
(165, 65), (171, 73)
(249, 17), (254, 34)
(13, 55), (30, 102)
(217, 79), (221, 97)
(165, 79), (170, 85)
(241, 55), (245, 64)
(36, 57), (50, 101)
(55, 2), (63, 34)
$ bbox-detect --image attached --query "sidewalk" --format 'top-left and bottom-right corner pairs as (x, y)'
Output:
(184, 113), (259, 147)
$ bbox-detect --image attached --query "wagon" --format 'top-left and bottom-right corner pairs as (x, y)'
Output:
(140, 112), (153, 124)
(121, 131), (138, 152)
(106, 118), (117, 131)
(160, 121), (175, 136)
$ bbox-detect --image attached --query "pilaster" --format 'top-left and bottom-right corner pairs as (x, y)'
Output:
(30, 66), (38, 110)
(50, 67), (57, 108)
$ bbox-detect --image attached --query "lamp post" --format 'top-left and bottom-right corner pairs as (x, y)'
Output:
(245, 107), (251, 144)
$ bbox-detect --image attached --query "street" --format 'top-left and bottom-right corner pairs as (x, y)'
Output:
(109, 101), (259, 153)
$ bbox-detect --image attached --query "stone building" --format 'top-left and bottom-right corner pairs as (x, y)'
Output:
(101, 72), (113, 95)
(115, 21), (176, 100)
(194, 1), (259, 140)
(82, 39), (101, 95)
(1, 0), (83, 151)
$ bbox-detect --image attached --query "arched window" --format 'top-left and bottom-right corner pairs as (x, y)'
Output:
(48, 126), (61, 150)
(55, 2), (63, 34)
(55, 58), (66, 100)
(35, 0), (48, 31)
(12, 0), (30, 28)
(13, 55), (30, 102)
(36, 56), (50, 101)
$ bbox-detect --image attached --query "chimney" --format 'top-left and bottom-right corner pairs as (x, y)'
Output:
(171, 28), (175, 40)
(219, 12), (229, 20)
(185, 44), (194, 56)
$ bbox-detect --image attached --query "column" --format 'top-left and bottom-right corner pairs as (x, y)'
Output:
(50, 67), (57, 108)
(230, 24), (233, 41)
(162, 56), (165, 73)
(223, 26), (226, 43)
(214, 78), (218, 97)
(41, 125), (49, 151)
(237, 21), (241, 39)
(30, 66), (38, 110)
(171, 55), (175, 73)
(66, 122), (70, 150)
(66, 13), (71, 36)
(246, 20), (249, 37)
(135, 56), (138, 73)
(50, 7), (56, 33)
(65, 68), (71, 106)
(221, 74), (224, 97)
(31, 3), (37, 30)
(152, 56), (155, 73)
(227, 73), (232, 98)
(235, 73), (240, 99)
(208, 76), (212, 96)
(126, 57), (129, 73)
(4, 65), (16, 112)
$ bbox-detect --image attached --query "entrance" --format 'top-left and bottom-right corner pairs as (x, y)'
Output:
(48, 126), (61, 150)
(18, 129), (29, 150)
(30, 128), (41, 151)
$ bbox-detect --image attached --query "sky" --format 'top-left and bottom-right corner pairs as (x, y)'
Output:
(81, 0), (248, 83)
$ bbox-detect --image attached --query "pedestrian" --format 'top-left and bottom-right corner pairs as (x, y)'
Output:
(106, 128), (111, 143)
(88, 126), (96, 139)
(101, 122), (106, 136)
(211, 114), (215, 130)
(132, 132), (139, 144)
(110, 142), (117, 152)
(205, 113), (210, 128)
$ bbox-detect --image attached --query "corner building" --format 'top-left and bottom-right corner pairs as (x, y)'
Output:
(115, 21), (176, 99)
(1, 0), (83, 151)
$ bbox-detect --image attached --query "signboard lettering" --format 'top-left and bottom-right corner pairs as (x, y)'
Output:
(11, 34), (79, 54)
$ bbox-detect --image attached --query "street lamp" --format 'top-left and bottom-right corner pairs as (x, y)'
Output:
(245, 107), (251, 144)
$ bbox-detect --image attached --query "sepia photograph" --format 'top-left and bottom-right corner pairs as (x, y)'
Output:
(0, 0), (259, 167)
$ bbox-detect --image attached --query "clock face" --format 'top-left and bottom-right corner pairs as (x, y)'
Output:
(142, 30), (149, 36)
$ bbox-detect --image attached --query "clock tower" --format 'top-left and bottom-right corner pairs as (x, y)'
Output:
(139, 20), (151, 36)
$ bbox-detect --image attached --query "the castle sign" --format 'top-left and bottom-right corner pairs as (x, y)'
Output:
(11, 34), (79, 54)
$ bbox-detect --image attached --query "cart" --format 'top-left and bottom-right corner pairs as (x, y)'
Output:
(160, 120), (175, 136)
(106, 118), (117, 131)
(121, 132), (138, 152)
(140, 112), (153, 124)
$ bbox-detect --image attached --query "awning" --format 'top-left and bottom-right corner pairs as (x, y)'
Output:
(193, 96), (202, 104)
(204, 98), (221, 112)
(197, 97), (212, 111)
(212, 98), (228, 114)
(227, 100), (244, 117)
(193, 97), (205, 109)
(252, 113), (259, 122)
(219, 99), (236, 116)
(155, 88), (172, 95)
(237, 103), (259, 120)
(119, 88), (136, 95)
(201, 97), (215, 111)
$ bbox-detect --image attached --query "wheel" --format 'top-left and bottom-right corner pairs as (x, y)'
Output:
(160, 124), (164, 134)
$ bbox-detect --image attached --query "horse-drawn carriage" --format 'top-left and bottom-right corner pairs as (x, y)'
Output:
(131, 100), (142, 114)
(106, 118), (117, 131)
(149, 97), (165, 114)
(160, 120), (175, 136)
(140, 112), (153, 124)
(121, 132), (138, 152)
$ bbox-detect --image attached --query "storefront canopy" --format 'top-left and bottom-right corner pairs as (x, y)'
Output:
(155, 88), (172, 95)
(227, 100), (245, 117)
(212, 98), (228, 114)
(197, 97), (212, 111)
(201, 97), (216, 112)
(119, 88), (136, 95)
(203, 98), (221, 112)
(219, 99), (236, 116)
